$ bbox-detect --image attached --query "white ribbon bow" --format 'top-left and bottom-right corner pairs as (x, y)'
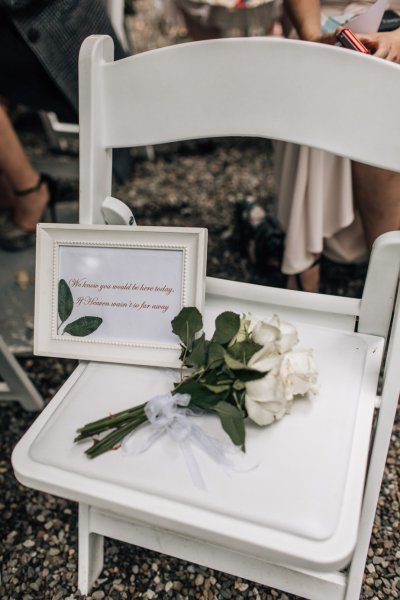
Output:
(122, 392), (255, 490)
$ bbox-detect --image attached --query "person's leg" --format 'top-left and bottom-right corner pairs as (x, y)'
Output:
(287, 255), (321, 292)
(287, 163), (400, 292)
(352, 162), (400, 251)
(0, 104), (49, 231)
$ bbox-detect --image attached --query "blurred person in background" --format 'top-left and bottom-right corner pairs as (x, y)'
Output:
(0, 0), (128, 250)
(156, 0), (282, 39)
(275, 0), (400, 292)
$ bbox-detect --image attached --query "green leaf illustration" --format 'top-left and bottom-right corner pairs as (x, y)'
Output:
(171, 307), (203, 350)
(212, 311), (240, 345)
(64, 316), (103, 337)
(215, 401), (245, 449)
(58, 279), (74, 323)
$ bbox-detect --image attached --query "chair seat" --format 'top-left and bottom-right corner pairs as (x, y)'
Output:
(13, 281), (384, 573)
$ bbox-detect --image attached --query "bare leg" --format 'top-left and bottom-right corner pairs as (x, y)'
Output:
(0, 105), (48, 231)
(287, 164), (399, 293)
(287, 255), (321, 293)
(352, 162), (400, 252)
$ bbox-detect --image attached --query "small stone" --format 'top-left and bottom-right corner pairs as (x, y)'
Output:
(6, 531), (17, 543)
(195, 575), (204, 586)
(22, 540), (35, 548)
(172, 581), (183, 591)
(235, 582), (249, 592)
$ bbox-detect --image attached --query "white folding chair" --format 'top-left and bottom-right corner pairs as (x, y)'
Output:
(12, 35), (400, 599)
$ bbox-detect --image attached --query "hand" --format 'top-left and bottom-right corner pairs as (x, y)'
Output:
(308, 31), (338, 45)
(356, 28), (400, 63)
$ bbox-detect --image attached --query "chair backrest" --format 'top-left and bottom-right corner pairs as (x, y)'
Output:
(78, 34), (400, 333)
(78, 35), (400, 225)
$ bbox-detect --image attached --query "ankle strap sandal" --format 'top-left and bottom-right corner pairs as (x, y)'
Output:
(14, 173), (57, 223)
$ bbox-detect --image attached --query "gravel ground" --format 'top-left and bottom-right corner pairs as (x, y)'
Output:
(1, 2), (399, 599)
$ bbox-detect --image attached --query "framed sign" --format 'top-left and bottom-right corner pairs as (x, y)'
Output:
(34, 224), (207, 367)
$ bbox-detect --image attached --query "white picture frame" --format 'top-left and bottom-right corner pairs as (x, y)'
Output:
(34, 224), (207, 367)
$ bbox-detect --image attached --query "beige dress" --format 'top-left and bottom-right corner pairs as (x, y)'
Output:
(160, 0), (281, 37)
(276, 0), (400, 275)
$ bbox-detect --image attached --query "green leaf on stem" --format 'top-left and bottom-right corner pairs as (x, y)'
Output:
(171, 307), (203, 350)
(64, 316), (103, 337)
(224, 353), (247, 370)
(207, 342), (225, 368)
(176, 378), (226, 410)
(186, 333), (208, 368)
(234, 369), (267, 382)
(215, 400), (245, 449)
(58, 279), (74, 323)
(203, 383), (231, 394)
(224, 353), (267, 382)
(228, 340), (263, 363)
(212, 311), (241, 345)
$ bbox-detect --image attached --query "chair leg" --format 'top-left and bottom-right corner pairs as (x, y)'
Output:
(78, 503), (104, 595)
(0, 336), (43, 411)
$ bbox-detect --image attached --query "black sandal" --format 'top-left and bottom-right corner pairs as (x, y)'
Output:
(14, 173), (57, 222)
(0, 173), (58, 251)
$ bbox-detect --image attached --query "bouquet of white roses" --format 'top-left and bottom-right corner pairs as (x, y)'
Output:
(75, 307), (318, 458)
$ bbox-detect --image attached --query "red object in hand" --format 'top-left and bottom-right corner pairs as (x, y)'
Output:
(336, 29), (370, 53)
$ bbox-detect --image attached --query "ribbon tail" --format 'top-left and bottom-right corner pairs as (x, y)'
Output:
(190, 425), (258, 473)
(180, 440), (206, 491)
(122, 428), (164, 455)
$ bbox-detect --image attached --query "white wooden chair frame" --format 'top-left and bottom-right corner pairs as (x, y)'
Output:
(12, 36), (400, 599)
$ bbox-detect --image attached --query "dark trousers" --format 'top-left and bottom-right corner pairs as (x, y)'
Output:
(0, 8), (132, 183)
(0, 8), (76, 122)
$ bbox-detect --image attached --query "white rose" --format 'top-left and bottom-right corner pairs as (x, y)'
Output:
(245, 348), (318, 427)
(248, 344), (281, 373)
(251, 314), (298, 357)
(279, 349), (319, 400)
(245, 360), (290, 426)
(229, 312), (257, 346)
